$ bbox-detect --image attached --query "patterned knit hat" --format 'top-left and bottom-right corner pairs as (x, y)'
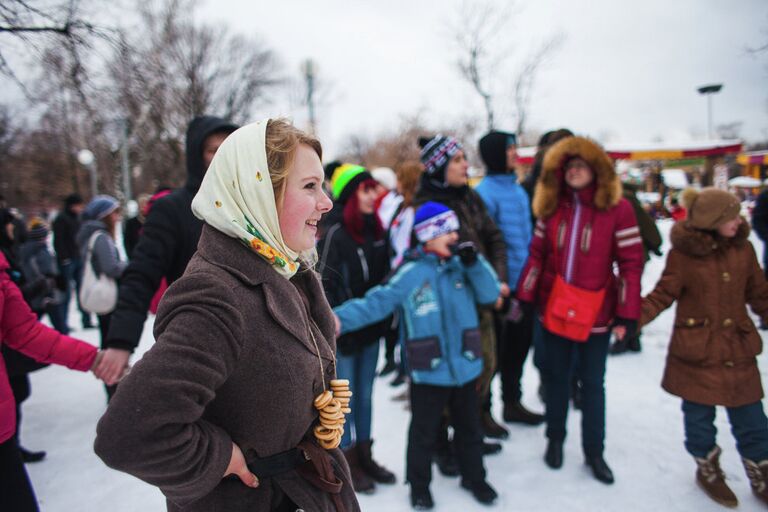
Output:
(330, 164), (373, 204)
(84, 195), (120, 220)
(419, 135), (462, 183)
(414, 201), (460, 243)
(27, 217), (49, 241)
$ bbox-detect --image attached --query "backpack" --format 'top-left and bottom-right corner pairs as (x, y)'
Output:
(79, 231), (118, 315)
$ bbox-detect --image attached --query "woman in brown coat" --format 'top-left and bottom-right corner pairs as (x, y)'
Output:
(94, 119), (360, 512)
(641, 187), (768, 508)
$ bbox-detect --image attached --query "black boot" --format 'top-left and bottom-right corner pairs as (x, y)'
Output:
(609, 338), (628, 355)
(544, 440), (563, 469)
(357, 440), (396, 484)
(434, 449), (460, 477)
(480, 410), (509, 439)
(19, 446), (46, 463)
(503, 401), (544, 425)
(460, 479), (498, 505)
(342, 445), (376, 494)
(586, 455), (615, 484)
(482, 441), (502, 456)
(627, 334), (642, 352)
(410, 486), (434, 510)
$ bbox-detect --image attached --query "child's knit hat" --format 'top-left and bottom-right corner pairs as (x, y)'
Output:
(680, 187), (740, 230)
(27, 217), (49, 241)
(330, 164), (373, 204)
(414, 201), (460, 243)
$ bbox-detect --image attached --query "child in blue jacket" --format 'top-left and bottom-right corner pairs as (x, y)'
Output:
(334, 201), (500, 510)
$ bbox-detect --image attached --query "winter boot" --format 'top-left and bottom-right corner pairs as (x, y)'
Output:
(460, 479), (498, 505)
(627, 333), (642, 352)
(609, 338), (628, 355)
(357, 440), (396, 484)
(544, 440), (563, 469)
(342, 445), (376, 494)
(410, 486), (434, 510)
(434, 447), (460, 477)
(480, 410), (509, 439)
(585, 455), (615, 484)
(503, 401), (544, 425)
(19, 446), (46, 463)
(742, 456), (768, 506)
(482, 441), (502, 456)
(694, 446), (738, 508)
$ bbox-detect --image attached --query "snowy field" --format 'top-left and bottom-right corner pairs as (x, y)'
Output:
(21, 219), (768, 511)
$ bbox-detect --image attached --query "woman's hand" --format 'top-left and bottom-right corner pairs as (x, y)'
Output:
(224, 443), (259, 488)
(495, 282), (511, 310)
(94, 348), (131, 385)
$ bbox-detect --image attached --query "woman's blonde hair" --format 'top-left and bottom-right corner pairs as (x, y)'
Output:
(395, 160), (424, 208)
(265, 118), (322, 209)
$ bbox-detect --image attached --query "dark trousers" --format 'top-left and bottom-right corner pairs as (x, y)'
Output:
(0, 437), (39, 512)
(407, 380), (485, 489)
(682, 399), (768, 461)
(60, 258), (92, 327)
(98, 313), (118, 400)
(10, 374), (31, 446)
(541, 328), (610, 457)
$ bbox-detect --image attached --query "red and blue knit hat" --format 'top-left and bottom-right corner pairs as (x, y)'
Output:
(414, 201), (460, 243)
(419, 135), (462, 183)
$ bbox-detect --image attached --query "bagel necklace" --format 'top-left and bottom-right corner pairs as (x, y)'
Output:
(308, 326), (352, 450)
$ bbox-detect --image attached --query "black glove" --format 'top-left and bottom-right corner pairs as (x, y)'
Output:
(455, 241), (478, 267)
(613, 317), (638, 341)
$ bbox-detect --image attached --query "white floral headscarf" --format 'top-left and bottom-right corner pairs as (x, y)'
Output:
(191, 119), (303, 279)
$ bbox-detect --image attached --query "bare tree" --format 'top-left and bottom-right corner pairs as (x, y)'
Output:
(512, 34), (564, 138)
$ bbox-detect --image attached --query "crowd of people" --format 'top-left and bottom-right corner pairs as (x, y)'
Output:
(2, 115), (768, 512)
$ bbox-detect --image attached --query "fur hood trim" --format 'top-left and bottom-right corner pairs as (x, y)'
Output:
(669, 218), (750, 258)
(532, 136), (622, 219)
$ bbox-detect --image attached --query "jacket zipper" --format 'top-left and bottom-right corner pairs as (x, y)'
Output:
(565, 193), (582, 283)
(357, 247), (369, 282)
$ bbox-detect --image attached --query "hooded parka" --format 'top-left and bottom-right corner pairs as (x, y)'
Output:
(641, 221), (768, 407)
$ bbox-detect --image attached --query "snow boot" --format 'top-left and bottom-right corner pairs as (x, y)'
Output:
(19, 446), (46, 463)
(357, 440), (396, 484)
(460, 479), (498, 505)
(480, 410), (509, 439)
(503, 401), (544, 425)
(694, 446), (738, 508)
(742, 456), (768, 506)
(342, 444), (376, 494)
(585, 455), (615, 484)
(544, 440), (563, 469)
(482, 441), (502, 456)
(410, 486), (434, 510)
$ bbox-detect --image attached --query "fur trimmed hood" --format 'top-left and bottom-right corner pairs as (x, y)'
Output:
(532, 136), (622, 219)
(669, 218), (750, 258)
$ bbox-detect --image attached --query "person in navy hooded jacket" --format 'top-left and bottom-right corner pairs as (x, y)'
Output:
(334, 201), (500, 510)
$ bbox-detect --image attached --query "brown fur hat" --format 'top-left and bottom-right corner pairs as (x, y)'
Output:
(680, 187), (741, 231)
(532, 136), (622, 219)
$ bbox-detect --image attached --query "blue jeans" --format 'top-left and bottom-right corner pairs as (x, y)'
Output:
(336, 340), (380, 448)
(541, 327), (610, 457)
(682, 400), (768, 461)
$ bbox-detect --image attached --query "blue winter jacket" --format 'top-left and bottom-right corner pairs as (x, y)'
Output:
(475, 174), (532, 287)
(334, 250), (500, 387)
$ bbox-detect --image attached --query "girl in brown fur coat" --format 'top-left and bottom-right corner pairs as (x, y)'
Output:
(641, 187), (768, 508)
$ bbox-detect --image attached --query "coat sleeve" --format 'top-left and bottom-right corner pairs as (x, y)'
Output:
(745, 243), (768, 321)
(464, 255), (501, 305)
(106, 198), (180, 352)
(334, 262), (417, 334)
(94, 273), (242, 507)
(1, 275), (96, 371)
(93, 234), (127, 279)
(613, 200), (644, 320)
(516, 217), (547, 304)
(640, 250), (683, 327)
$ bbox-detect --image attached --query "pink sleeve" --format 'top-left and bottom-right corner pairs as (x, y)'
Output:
(2, 276), (97, 372)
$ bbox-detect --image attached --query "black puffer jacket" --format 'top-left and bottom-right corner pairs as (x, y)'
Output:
(106, 116), (238, 352)
(52, 208), (81, 263)
(317, 218), (390, 355)
(414, 181), (508, 283)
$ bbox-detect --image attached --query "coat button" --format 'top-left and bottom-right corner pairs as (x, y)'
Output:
(686, 318), (695, 326)
(724, 361), (735, 368)
(722, 272), (731, 282)
(723, 318), (733, 327)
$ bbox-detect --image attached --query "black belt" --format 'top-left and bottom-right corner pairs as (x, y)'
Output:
(245, 447), (309, 479)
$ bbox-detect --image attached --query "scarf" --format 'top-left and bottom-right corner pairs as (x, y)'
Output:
(191, 119), (303, 279)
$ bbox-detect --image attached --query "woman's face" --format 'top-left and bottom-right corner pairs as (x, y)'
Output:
(717, 216), (742, 238)
(356, 183), (378, 215)
(445, 150), (469, 187)
(564, 157), (594, 190)
(424, 231), (459, 258)
(278, 144), (332, 252)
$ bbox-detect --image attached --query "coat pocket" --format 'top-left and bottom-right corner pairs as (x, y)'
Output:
(461, 328), (482, 361)
(405, 337), (443, 371)
(737, 320), (763, 358)
(669, 317), (710, 363)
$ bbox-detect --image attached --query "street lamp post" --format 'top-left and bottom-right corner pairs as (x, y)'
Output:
(697, 83), (723, 139)
(77, 149), (97, 197)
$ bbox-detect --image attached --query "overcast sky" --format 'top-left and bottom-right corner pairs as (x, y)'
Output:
(201, 0), (767, 158)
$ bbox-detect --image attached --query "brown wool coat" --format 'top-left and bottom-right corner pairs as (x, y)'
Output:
(94, 225), (360, 512)
(641, 221), (768, 407)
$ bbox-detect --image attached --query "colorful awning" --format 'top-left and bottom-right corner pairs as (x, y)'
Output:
(737, 151), (768, 166)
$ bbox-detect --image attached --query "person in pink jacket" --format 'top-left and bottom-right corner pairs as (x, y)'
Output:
(0, 249), (111, 512)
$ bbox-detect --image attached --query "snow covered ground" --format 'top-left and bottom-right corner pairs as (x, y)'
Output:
(21, 219), (768, 511)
